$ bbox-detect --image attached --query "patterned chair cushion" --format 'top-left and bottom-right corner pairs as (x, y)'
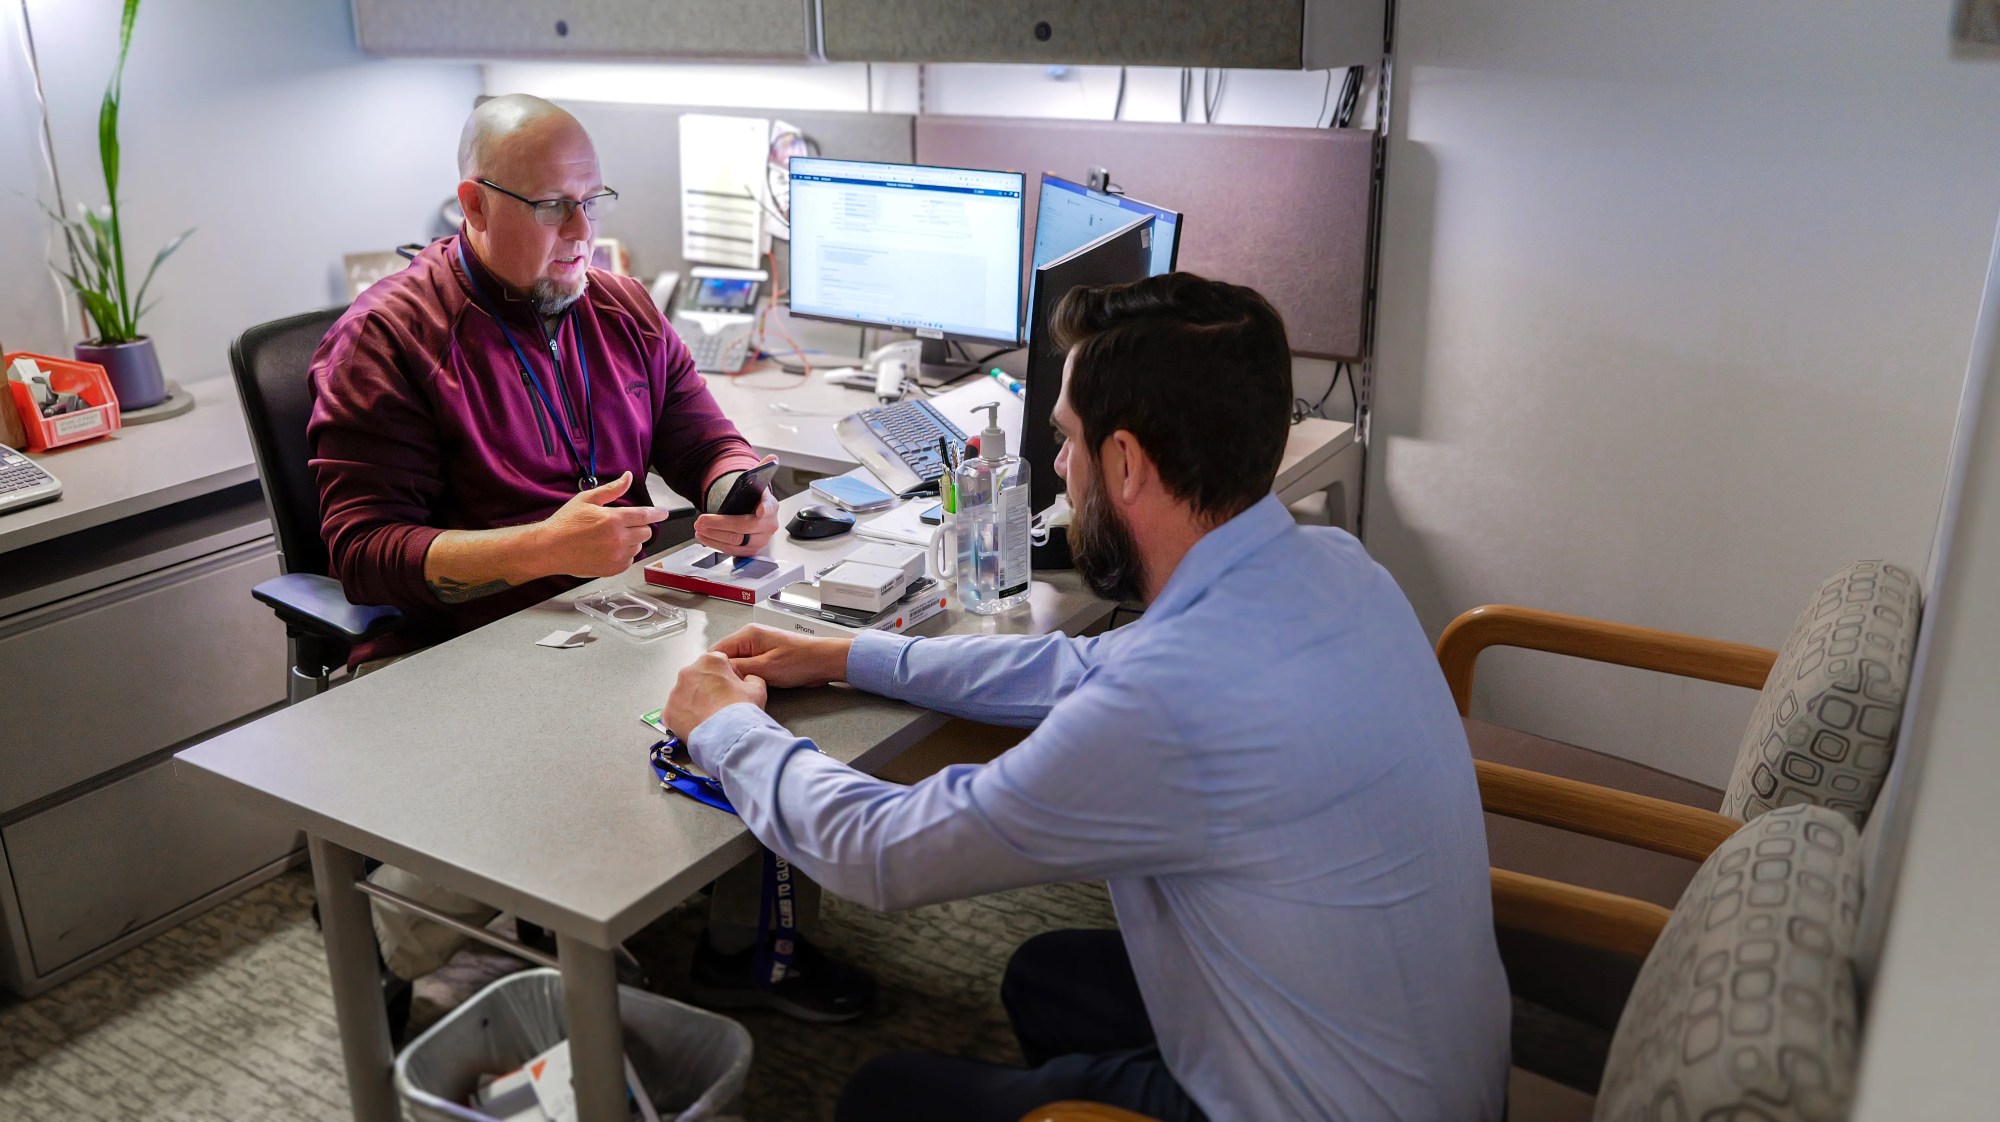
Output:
(1594, 805), (1863, 1122)
(1721, 561), (1920, 828)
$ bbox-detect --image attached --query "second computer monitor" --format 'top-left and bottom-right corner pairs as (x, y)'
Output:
(787, 157), (1026, 347)
(1020, 214), (1157, 522)
(1032, 174), (1181, 278)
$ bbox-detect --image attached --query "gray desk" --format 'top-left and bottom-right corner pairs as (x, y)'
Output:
(176, 492), (1111, 1122)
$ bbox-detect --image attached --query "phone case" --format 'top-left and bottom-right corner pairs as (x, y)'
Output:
(810, 476), (896, 512)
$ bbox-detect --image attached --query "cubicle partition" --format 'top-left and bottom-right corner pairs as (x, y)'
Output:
(916, 115), (1376, 362)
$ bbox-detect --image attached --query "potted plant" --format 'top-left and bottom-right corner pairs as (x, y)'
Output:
(48, 0), (191, 411)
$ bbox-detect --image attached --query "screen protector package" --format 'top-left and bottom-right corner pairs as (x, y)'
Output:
(573, 589), (690, 642)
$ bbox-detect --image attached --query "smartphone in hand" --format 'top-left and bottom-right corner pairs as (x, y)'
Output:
(716, 456), (780, 516)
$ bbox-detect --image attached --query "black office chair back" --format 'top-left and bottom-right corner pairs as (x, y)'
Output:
(230, 305), (348, 578)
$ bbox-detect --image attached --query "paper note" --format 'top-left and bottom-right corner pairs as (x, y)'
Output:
(535, 624), (592, 649)
(680, 113), (768, 269)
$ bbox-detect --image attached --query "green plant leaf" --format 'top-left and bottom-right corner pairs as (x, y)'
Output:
(129, 226), (194, 332)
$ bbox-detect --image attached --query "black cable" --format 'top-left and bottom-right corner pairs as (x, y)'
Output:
(1291, 363), (1353, 424)
(1113, 66), (1127, 121)
(1315, 69), (1335, 128)
(1202, 69), (1226, 122)
(1334, 66), (1363, 128)
(1179, 68), (1192, 123)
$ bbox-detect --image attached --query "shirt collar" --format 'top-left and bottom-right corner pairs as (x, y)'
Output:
(451, 228), (543, 324)
(1143, 493), (1295, 620)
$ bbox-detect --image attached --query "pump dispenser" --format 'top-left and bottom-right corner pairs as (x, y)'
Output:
(952, 402), (1032, 614)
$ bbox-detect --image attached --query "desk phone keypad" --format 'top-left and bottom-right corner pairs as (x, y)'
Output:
(687, 330), (750, 374)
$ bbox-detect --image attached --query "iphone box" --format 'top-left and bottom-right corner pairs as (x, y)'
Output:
(644, 543), (803, 604)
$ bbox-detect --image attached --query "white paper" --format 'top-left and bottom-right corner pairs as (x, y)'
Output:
(679, 113), (768, 269)
(853, 496), (942, 548)
(535, 624), (592, 649)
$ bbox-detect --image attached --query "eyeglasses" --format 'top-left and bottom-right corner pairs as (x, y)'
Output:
(476, 178), (619, 227)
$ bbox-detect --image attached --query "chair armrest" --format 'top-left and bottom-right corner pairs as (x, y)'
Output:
(1019, 1105), (1162, 1122)
(1491, 868), (1671, 960)
(252, 573), (403, 643)
(1436, 604), (1778, 716)
(1478, 758), (1740, 862)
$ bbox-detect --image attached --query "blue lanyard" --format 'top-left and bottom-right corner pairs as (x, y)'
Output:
(455, 238), (599, 491)
(648, 737), (798, 987)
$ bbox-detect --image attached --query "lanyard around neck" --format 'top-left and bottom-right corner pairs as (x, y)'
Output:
(456, 237), (599, 491)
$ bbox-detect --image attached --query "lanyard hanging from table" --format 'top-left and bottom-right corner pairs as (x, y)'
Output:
(648, 737), (797, 987)
(456, 237), (600, 491)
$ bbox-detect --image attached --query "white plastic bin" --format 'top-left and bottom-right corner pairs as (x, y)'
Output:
(393, 968), (752, 1121)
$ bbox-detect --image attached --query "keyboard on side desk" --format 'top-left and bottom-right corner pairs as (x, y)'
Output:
(834, 399), (969, 495)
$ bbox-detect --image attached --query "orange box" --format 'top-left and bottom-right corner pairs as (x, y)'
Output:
(4, 352), (122, 451)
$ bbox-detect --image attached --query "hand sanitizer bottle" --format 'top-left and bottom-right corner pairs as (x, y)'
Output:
(954, 403), (1032, 614)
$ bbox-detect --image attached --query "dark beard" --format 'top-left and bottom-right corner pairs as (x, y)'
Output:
(1069, 467), (1147, 604)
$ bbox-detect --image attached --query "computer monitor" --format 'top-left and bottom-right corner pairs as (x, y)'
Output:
(1032, 173), (1181, 277)
(1020, 213), (1157, 537)
(786, 157), (1027, 375)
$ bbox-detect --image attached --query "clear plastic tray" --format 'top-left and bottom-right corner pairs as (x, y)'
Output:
(573, 589), (689, 642)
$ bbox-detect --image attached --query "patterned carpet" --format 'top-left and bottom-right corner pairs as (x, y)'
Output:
(0, 865), (1115, 1122)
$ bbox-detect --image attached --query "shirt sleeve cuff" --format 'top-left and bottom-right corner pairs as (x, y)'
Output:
(687, 702), (784, 774)
(847, 630), (915, 696)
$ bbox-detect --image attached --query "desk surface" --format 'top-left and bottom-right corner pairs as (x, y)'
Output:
(0, 377), (258, 557)
(176, 492), (1110, 947)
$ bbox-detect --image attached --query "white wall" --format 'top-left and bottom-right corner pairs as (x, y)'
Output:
(1853, 213), (2000, 1120)
(3, 0), (478, 384)
(1369, 0), (2000, 784)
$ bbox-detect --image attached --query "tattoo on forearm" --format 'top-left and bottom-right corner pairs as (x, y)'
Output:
(428, 575), (514, 604)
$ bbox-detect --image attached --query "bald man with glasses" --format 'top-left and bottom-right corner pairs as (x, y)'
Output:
(307, 94), (874, 1026)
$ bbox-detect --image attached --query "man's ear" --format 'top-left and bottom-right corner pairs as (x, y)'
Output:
(1101, 430), (1152, 506)
(457, 180), (486, 233)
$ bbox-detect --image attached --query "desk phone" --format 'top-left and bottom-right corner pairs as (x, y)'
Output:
(671, 267), (767, 374)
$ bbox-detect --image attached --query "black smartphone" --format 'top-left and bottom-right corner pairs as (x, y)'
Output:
(716, 456), (780, 516)
(918, 502), (944, 526)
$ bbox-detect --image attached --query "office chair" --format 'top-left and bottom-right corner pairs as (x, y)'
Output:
(231, 306), (402, 703)
(1438, 559), (1920, 1093)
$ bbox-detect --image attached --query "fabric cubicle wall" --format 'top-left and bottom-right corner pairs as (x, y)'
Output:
(915, 115), (1375, 362)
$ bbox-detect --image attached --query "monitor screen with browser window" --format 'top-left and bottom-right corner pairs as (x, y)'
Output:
(787, 157), (1026, 346)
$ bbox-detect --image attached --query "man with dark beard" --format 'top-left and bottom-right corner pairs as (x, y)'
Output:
(664, 274), (1509, 1122)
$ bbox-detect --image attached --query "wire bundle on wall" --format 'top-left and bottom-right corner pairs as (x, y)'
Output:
(1317, 66), (1365, 128)
(1292, 362), (1357, 424)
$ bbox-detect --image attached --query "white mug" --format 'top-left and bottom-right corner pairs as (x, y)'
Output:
(928, 514), (958, 585)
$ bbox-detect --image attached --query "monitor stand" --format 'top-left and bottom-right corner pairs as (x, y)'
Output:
(914, 337), (983, 387)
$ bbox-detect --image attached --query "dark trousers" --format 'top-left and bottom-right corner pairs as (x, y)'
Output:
(836, 930), (1208, 1122)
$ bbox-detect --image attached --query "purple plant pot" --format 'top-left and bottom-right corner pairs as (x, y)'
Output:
(75, 336), (167, 411)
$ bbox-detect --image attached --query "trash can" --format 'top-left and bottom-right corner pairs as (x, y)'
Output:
(394, 968), (753, 1122)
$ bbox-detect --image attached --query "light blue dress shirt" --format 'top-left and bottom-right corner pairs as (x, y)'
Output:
(690, 495), (1511, 1121)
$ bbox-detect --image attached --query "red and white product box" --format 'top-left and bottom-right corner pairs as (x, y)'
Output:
(643, 542), (803, 604)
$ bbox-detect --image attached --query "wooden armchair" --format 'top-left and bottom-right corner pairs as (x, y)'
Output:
(1439, 603), (1774, 958)
(1445, 561), (1919, 1091)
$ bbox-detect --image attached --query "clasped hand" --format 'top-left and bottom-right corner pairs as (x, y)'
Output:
(664, 625), (853, 740)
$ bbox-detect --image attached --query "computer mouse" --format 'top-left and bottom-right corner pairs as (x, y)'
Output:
(786, 504), (856, 540)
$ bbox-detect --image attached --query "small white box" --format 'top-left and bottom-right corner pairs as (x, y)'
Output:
(754, 577), (949, 637)
(818, 560), (908, 614)
(840, 542), (926, 587)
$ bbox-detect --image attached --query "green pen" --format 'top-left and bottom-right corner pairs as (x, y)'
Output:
(936, 435), (956, 513)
